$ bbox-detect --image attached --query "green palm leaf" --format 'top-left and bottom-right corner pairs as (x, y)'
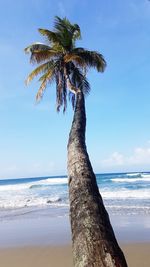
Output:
(54, 16), (81, 41)
(38, 29), (61, 45)
(25, 16), (106, 112)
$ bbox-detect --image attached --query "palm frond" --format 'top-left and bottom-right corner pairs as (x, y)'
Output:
(70, 48), (106, 72)
(38, 71), (54, 82)
(54, 16), (81, 41)
(64, 54), (85, 67)
(66, 63), (90, 95)
(69, 91), (76, 110)
(36, 70), (55, 101)
(66, 65), (90, 109)
(24, 43), (50, 54)
(25, 61), (55, 85)
(30, 49), (62, 64)
(38, 29), (61, 45)
(25, 16), (106, 112)
(71, 24), (81, 41)
(55, 69), (68, 113)
(54, 16), (70, 33)
(71, 66), (90, 95)
(53, 16), (81, 50)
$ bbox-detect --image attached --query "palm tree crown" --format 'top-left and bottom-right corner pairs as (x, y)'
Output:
(25, 16), (106, 112)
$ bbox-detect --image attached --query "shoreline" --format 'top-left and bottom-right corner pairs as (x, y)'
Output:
(0, 211), (150, 266)
(0, 211), (150, 247)
(0, 243), (150, 267)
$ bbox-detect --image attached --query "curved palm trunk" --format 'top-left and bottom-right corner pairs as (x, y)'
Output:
(67, 92), (128, 267)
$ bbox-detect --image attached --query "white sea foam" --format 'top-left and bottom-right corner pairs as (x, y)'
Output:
(101, 188), (150, 199)
(111, 177), (150, 183)
(41, 177), (68, 185)
(0, 177), (68, 192)
(141, 174), (150, 178)
(0, 187), (149, 210)
(0, 177), (68, 209)
(0, 175), (149, 213)
(0, 195), (68, 209)
(106, 205), (150, 210)
(0, 183), (30, 191)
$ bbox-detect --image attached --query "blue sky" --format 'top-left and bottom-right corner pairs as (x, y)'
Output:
(0, 0), (150, 179)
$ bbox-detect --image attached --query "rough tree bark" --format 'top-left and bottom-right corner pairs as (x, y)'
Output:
(67, 91), (128, 267)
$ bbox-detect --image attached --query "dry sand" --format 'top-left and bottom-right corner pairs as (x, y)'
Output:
(0, 243), (150, 267)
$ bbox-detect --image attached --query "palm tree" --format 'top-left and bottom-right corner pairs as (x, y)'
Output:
(25, 16), (128, 267)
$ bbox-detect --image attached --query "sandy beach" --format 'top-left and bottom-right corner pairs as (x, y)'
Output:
(0, 211), (150, 266)
(0, 243), (150, 267)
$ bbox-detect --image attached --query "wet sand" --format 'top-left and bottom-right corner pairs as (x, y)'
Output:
(0, 243), (150, 267)
(0, 211), (150, 266)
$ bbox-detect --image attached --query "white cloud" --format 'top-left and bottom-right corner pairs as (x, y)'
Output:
(101, 142), (150, 170)
(102, 152), (124, 166)
(128, 147), (150, 165)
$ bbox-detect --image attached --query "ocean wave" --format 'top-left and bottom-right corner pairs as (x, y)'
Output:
(126, 173), (141, 177)
(0, 174), (149, 213)
(106, 205), (150, 210)
(126, 173), (150, 178)
(0, 183), (30, 191)
(0, 196), (68, 209)
(42, 177), (68, 185)
(141, 174), (150, 178)
(29, 178), (68, 189)
(0, 177), (68, 192)
(29, 184), (43, 189)
(101, 188), (150, 199)
(111, 177), (150, 183)
(29, 177), (68, 188)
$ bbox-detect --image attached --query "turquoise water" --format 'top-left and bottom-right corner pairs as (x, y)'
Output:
(0, 172), (150, 220)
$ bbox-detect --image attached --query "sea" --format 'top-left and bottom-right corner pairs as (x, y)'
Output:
(0, 172), (150, 221)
